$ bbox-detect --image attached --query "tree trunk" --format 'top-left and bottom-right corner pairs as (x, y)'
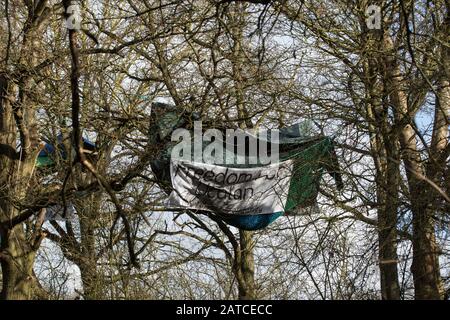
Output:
(0, 225), (38, 300)
(0, 74), (36, 300)
(238, 230), (256, 300)
(0, 73), (42, 300)
(78, 263), (101, 300)
(364, 55), (401, 300)
(382, 34), (443, 299)
(378, 135), (401, 300)
(78, 196), (103, 299)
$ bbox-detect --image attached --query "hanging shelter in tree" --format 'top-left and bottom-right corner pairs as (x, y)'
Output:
(36, 134), (98, 168)
(35, 134), (97, 222)
(149, 102), (343, 230)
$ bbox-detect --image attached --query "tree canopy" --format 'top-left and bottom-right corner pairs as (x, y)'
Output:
(0, 0), (448, 300)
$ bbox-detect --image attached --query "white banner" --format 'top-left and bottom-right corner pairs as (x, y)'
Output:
(168, 159), (294, 215)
